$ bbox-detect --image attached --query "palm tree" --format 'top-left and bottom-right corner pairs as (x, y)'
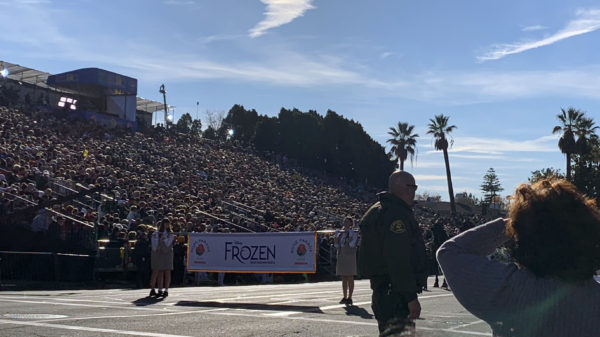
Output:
(575, 116), (599, 155)
(387, 122), (419, 170)
(427, 114), (457, 215)
(552, 108), (583, 181)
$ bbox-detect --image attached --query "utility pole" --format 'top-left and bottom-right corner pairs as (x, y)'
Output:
(159, 84), (168, 128)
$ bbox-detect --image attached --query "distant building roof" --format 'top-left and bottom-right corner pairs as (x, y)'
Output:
(1, 60), (172, 113)
(136, 97), (172, 114)
(47, 68), (137, 96)
(0, 60), (52, 89)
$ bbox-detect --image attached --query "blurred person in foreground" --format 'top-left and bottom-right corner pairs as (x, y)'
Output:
(358, 171), (428, 336)
(437, 178), (600, 337)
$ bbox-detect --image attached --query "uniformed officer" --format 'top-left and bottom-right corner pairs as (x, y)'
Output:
(358, 171), (428, 335)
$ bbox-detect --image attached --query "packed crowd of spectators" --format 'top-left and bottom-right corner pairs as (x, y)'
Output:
(0, 105), (373, 251)
(0, 103), (492, 282)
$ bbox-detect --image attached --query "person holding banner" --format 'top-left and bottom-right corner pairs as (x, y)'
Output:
(334, 216), (358, 305)
(149, 220), (174, 298)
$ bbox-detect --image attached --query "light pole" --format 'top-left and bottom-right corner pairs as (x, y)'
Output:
(159, 84), (168, 128)
(196, 101), (199, 121)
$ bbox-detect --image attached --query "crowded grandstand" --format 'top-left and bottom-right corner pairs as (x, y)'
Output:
(0, 61), (494, 286)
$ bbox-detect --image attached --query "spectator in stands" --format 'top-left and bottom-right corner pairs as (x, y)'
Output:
(334, 216), (358, 305)
(132, 228), (151, 289)
(431, 220), (448, 289)
(149, 219), (174, 298)
(437, 179), (600, 337)
(172, 235), (186, 286)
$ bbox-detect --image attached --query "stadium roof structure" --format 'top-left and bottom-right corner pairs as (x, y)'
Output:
(1, 60), (172, 113)
(47, 68), (138, 96)
(136, 96), (173, 114)
(0, 60), (53, 89)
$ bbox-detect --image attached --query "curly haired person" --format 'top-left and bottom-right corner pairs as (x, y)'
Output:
(437, 179), (600, 337)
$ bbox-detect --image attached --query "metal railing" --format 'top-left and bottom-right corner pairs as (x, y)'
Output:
(0, 251), (95, 285)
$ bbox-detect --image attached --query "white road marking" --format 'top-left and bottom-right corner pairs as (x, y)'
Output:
(265, 293), (454, 317)
(33, 309), (228, 323)
(448, 319), (486, 330)
(208, 289), (367, 302)
(0, 319), (194, 337)
(0, 282), (490, 336)
(210, 311), (493, 336)
(0, 298), (172, 312)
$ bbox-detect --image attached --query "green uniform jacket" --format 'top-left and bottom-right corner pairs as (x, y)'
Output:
(358, 192), (428, 300)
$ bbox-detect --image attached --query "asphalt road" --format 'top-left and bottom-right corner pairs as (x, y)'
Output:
(0, 277), (492, 337)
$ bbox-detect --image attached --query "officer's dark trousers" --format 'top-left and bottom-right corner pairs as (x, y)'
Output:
(370, 276), (409, 333)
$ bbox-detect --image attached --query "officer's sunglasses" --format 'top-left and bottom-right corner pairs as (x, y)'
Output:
(406, 184), (418, 190)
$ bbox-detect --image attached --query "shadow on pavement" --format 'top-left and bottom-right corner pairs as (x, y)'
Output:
(175, 300), (324, 313)
(344, 305), (374, 319)
(132, 296), (165, 306)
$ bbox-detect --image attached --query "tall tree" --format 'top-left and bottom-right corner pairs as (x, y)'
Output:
(175, 112), (193, 134)
(529, 167), (564, 183)
(481, 168), (504, 205)
(552, 107), (583, 181)
(222, 104), (259, 145)
(572, 115), (600, 201)
(203, 126), (217, 140)
(575, 116), (599, 158)
(190, 119), (202, 137)
(427, 114), (457, 214)
(386, 122), (419, 170)
(572, 138), (600, 202)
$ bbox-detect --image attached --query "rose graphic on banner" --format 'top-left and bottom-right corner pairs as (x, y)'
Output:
(196, 244), (205, 256)
(187, 232), (316, 273)
(297, 244), (307, 256)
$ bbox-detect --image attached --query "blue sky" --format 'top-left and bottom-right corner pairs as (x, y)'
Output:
(2, 0), (600, 200)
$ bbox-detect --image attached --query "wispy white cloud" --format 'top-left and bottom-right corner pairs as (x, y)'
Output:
(521, 24), (547, 32)
(122, 51), (364, 86)
(249, 0), (315, 38)
(417, 185), (449, 194)
(418, 184), (478, 195)
(0, 0), (73, 49)
(163, 0), (195, 5)
(380, 52), (394, 60)
(411, 160), (445, 169)
(197, 34), (244, 44)
(4, 4), (600, 103)
(478, 9), (600, 61)
(7, 0), (51, 4)
(448, 135), (558, 154)
(414, 175), (447, 181)
(422, 135), (558, 157)
(448, 154), (541, 163)
(378, 67), (600, 103)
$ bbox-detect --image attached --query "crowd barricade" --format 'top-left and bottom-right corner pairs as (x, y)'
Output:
(0, 231), (340, 287)
(95, 239), (135, 274)
(316, 230), (336, 276)
(0, 251), (95, 284)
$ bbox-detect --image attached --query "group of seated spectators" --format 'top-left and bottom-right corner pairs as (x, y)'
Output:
(0, 105), (373, 251)
(0, 103), (493, 280)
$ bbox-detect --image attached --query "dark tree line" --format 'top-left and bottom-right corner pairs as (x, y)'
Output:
(220, 104), (395, 187)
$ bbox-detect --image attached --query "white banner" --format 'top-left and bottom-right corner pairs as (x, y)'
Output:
(187, 232), (317, 273)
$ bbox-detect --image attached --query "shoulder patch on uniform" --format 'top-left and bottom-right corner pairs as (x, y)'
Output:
(389, 219), (406, 233)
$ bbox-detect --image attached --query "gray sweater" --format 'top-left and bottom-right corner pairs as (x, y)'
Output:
(437, 218), (600, 337)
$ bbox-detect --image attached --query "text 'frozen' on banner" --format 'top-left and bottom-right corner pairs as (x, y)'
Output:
(187, 232), (317, 273)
